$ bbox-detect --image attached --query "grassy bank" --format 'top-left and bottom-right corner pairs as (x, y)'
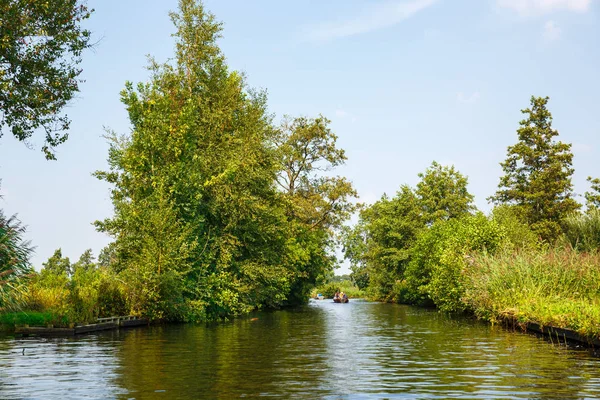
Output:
(463, 248), (600, 339)
(0, 311), (66, 332)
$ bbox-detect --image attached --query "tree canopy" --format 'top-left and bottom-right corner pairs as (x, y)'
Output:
(489, 96), (579, 241)
(0, 0), (93, 159)
(343, 162), (475, 302)
(94, 0), (355, 320)
(416, 161), (475, 225)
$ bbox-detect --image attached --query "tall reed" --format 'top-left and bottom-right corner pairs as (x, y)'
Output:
(562, 209), (600, 252)
(463, 247), (600, 338)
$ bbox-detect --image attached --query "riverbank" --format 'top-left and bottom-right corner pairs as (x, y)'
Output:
(462, 248), (600, 345)
(0, 312), (148, 336)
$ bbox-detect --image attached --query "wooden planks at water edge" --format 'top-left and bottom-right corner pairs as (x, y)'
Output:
(15, 316), (149, 337)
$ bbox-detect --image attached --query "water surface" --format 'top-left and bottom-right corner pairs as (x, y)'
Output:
(1, 300), (599, 399)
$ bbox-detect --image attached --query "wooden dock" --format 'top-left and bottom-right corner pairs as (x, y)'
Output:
(15, 315), (148, 337)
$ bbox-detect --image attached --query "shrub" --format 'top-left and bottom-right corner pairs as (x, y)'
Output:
(491, 205), (538, 249)
(404, 213), (505, 312)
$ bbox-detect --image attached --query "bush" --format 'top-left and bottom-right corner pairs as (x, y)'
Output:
(404, 213), (505, 312)
(491, 205), (539, 249)
(20, 266), (128, 325)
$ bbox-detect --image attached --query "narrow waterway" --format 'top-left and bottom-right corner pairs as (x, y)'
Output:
(1, 300), (599, 399)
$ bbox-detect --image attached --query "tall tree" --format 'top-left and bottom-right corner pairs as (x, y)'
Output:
(275, 115), (357, 230)
(415, 161), (475, 225)
(274, 115), (358, 302)
(72, 248), (95, 272)
(41, 248), (71, 276)
(97, 0), (334, 320)
(0, 0), (93, 159)
(352, 187), (424, 302)
(489, 96), (580, 241)
(585, 176), (600, 211)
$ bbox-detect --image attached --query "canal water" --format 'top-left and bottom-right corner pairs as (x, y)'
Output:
(1, 300), (600, 399)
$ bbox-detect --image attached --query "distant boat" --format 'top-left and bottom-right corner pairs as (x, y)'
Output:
(333, 297), (349, 303)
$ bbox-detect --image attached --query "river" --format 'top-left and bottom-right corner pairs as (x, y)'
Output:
(1, 299), (599, 399)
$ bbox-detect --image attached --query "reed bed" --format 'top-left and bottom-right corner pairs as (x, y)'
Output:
(463, 247), (600, 338)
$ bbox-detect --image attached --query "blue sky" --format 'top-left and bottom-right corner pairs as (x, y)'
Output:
(1, 0), (599, 274)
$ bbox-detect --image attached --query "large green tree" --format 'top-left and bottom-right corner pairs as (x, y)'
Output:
(96, 0), (284, 320)
(347, 187), (424, 302)
(274, 115), (357, 302)
(489, 96), (580, 241)
(96, 0), (352, 320)
(0, 0), (93, 159)
(344, 162), (476, 302)
(416, 161), (475, 225)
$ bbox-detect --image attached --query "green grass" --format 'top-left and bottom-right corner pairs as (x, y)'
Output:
(0, 311), (68, 327)
(463, 248), (600, 338)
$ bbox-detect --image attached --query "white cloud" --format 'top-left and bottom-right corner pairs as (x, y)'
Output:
(457, 91), (481, 104)
(497, 0), (591, 16)
(543, 20), (562, 40)
(305, 0), (438, 42)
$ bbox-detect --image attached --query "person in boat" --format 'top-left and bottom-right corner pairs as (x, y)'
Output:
(333, 291), (340, 301)
(342, 292), (348, 302)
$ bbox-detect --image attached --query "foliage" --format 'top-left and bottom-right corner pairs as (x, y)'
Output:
(0, 0), (93, 159)
(20, 249), (127, 324)
(93, 0), (354, 321)
(0, 208), (33, 311)
(330, 274), (351, 283)
(345, 187), (424, 302)
(561, 209), (600, 252)
(41, 248), (71, 277)
(343, 162), (475, 302)
(274, 115), (357, 304)
(72, 248), (95, 272)
(312, 280), (364, 299)
(489, 96), (580, 241)
(585, 176), (600, 211)
(463, 248), (600, 338)
(490, 205), (538, 250)
(416, 161), (475, 225)
(404, 213), (505, 312)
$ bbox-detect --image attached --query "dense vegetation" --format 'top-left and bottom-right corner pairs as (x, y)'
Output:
(0, 0), (598, 342)
(344, 96), (600, 340)
(0, 0), (93, 159)
(0, 0), (356, 326)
